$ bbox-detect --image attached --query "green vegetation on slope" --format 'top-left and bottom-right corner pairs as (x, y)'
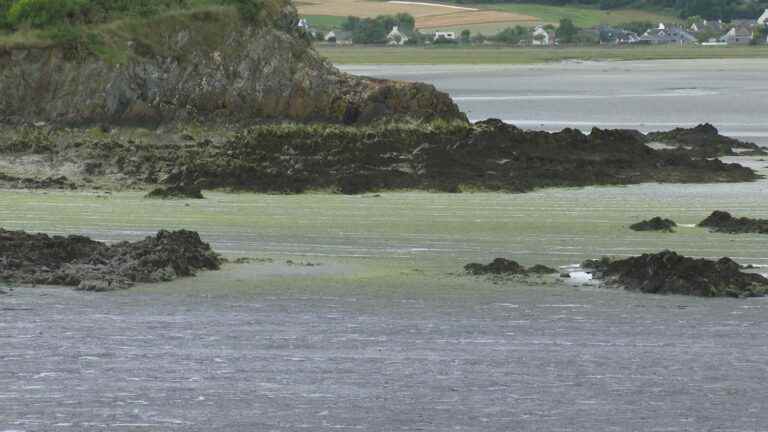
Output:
(0, 0), (299, 59)
(0, 0), (273, 32)
(303, 14), (345, 31)
(317, 44), (768, 64)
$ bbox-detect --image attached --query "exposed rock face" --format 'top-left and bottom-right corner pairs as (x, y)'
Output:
(647, 124), (767, 157)
(0, 119), (758, 193)
(583, 250), (768, 297)
(465, 258), (557, 276)
(699, 211), (768, 234)
(0, 229), (221, 291)
(630, 217), (677, 232)
(0, 2), (464, 126)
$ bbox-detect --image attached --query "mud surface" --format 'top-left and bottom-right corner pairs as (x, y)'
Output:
(0, 229), (221, 290)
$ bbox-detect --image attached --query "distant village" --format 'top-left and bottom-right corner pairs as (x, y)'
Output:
(300, 8), (768, 47)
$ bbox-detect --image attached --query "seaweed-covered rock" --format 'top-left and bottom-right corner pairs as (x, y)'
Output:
(0, 120), (760, 194)
(630, 217), (677, 232)
(0, 172), (76, 190)
(146, 185), (204, 199)
(583, 250), (768, 297)
(0, 229), (221, 290)
(647, 124), (767, 157)
(698, 211), (768, 234)
(527, 264), (558, 274)
(465, 259), (556, 276)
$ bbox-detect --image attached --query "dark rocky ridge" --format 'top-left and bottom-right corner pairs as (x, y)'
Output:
(647, 124), (767, 158)
(583, 250), (768, 298)
(630, 217), (677, 232)
(146, 185), (205, 199)
(0, 1), (463, 126)
(465, 258), (557, 276)
(0, 229), (221, 291)
(0, 119), (758, 194)
(699, 211), (768, 234)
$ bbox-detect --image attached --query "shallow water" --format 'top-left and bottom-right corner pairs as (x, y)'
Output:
(3, 165), (768, 430)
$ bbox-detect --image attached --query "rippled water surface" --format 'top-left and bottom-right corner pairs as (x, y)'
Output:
(341, 59), (768, 146)
(3, 60), (768, 431)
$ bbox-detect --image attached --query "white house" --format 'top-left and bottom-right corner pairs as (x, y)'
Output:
(758, 9), (768, 25)
(720, 25), (754, 44)
(433, 31), (456, 42)
(324, 30), (353, 45)
(531, 25), (554, 45)
(387, 26), (409, 45)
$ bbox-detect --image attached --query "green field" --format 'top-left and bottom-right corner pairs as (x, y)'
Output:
(297, 2), (677, 35)
(317, 44), (768, 65)
(471, 3), (677, 28)
(303, 14), (346, 31)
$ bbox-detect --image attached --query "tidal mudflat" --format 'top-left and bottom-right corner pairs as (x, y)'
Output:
(3, 161), (768, 430)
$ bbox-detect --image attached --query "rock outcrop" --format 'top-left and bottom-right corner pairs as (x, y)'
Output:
(146, 185), (204, 199)
(0, 229), (221, 291)
(583, 250), (768, 297)
(630, 217), (677, 232)
(698, 211), (768, 234)
(465, 258), (557, 276)
(0, 1), (464, 126)
(647, 124), (767, 157)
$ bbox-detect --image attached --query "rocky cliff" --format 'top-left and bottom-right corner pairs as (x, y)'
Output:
(0, 1), (464, 126)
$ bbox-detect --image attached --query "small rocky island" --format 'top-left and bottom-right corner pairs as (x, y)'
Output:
(465, 258), (557, 276)
(647, 123), (768, 157)
(630, 217), (677, 232)
(582, 250), (768, 298)
(699, 210), (768, 234)
(0, 229), (221, 291)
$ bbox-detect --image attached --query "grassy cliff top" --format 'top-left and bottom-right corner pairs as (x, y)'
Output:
(0, 0), (294, 52)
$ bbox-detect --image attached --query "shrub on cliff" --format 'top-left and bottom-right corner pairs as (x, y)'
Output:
(221, 0), (263, 22)
(0, 0), (12, 30)
(2, 0), (269, 30)
(7, 0), (85, 28)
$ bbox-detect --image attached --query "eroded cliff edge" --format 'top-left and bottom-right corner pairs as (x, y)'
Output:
(0, 1), (464, 126)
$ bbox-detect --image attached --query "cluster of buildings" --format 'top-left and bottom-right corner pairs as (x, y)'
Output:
(321, 27), (458, 46)
(308, 8), (768, 47)
(599, 9), (768, 46)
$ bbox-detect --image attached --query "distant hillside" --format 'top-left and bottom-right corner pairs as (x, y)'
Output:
(450, 1), (768, 20)
(297, 0), (676, 34)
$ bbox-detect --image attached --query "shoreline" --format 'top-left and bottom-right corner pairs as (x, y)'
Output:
(320, 45), (768, 65)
